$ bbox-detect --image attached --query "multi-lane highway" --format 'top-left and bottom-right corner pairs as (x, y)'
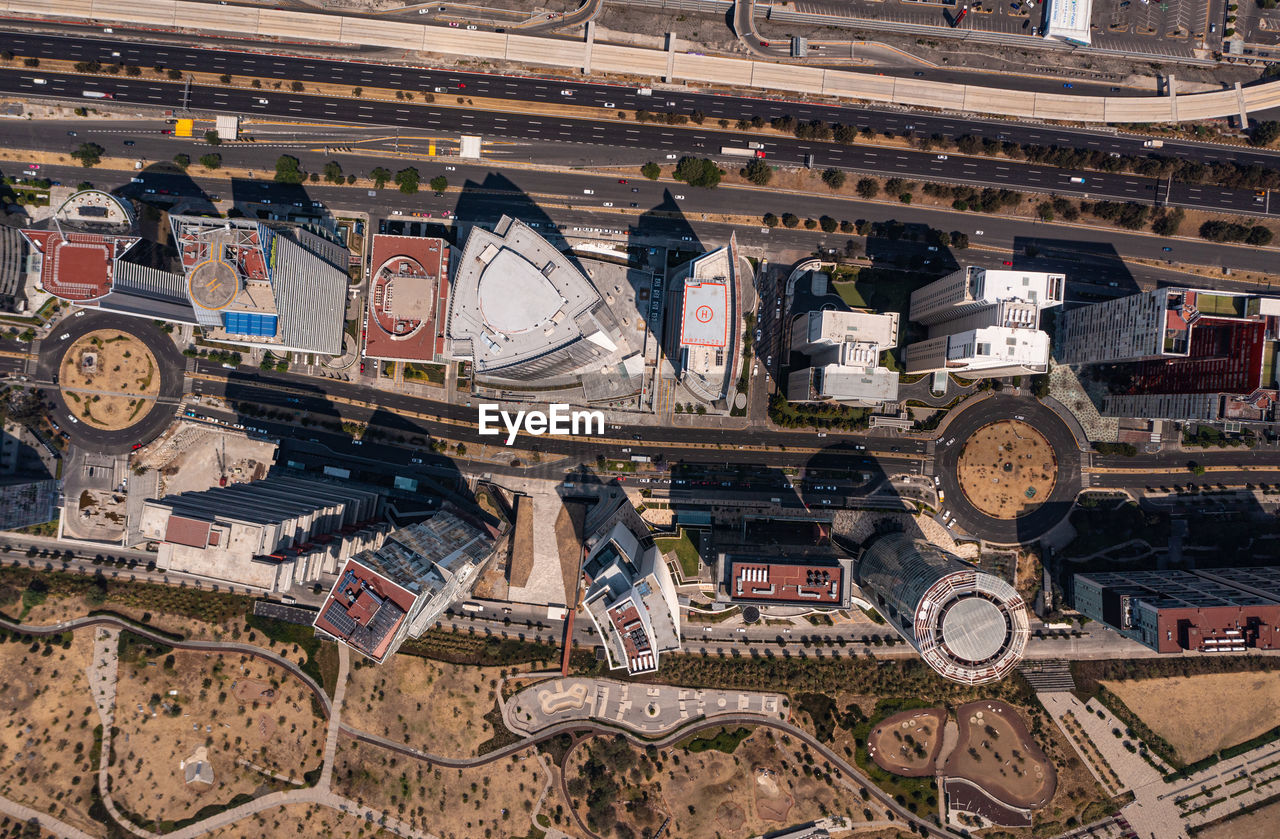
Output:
(3, 29), (1279, 219)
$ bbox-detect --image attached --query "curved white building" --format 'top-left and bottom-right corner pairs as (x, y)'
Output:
(858, 532), (1030, 684)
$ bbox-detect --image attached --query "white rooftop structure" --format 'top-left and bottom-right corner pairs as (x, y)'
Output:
(789, 309), (900, 407)
(907, 326), (1051, 377)
(799, 310), (898, 353)
(1044, 0), (1093, 46)
(674, 237), (739, 404)
(447, 216), (632, 383)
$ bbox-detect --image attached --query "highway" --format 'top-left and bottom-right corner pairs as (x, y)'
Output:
(2, 30), (1280, 219)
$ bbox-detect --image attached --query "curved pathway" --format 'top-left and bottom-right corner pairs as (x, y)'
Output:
(935, 394), (1082, 544)
(3, 613), (950, 838)
(36, 310), (186, 454)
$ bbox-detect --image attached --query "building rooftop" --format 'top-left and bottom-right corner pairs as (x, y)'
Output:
(948, 326), (1050, 370)
(805, 310), (898, 350)
(314, 559), (417, 662)
(728, 558), (845, 605)
(675, 241), (738, 403)
(447, 216), (610, 378)
(680, 279), (729, 348)
(20, 229), (139, 302)
(364, 235), (450, 362)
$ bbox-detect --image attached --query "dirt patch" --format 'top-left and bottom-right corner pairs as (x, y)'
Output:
(333, 739), (559, 839)
(957, 420), (1058, 520)
(868, 707), (947, 776)
(110, 649), (325, 825)
(943, 700), (1055, 810)
(0, 630), (105, 838)
(1195, 797), (1280, 839)
(715, 800), (745, 832)
(1102, 671), (1280, 763)
(233, 679), (277, 705)
(58, 329), (159, 431)
(343, 655), (527, 758)
(753, 766), (794, 822)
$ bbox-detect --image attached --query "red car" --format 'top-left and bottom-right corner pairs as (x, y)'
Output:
(618, 179), (628, 184)
(760, 40), (769, 47)
(360, 362), (366, 373)
(1003, 261), (1013, 266)
(131, 443), (142, 450)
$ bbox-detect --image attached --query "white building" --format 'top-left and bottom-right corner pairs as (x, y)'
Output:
(581, 512), (681, 675)
(1044, 0), (1093, 46)
(787, 310), (901, 407)
(674, 235), (739, 405)
(138, 475), (387, 593)
(905, 266), (1063, 378)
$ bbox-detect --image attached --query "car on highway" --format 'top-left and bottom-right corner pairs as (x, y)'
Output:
(68, 415), (78, 424)
(67, 131), (77, 137)
(630, 187), (639, 192)
(60, 333), (70, 340)
(759, 40), (769, 47)
(583, 189), (594, 195)
(256, 98), (269, 104)
(1063, 83), (1073, 89)
(466, 24), (477, 30)
(674, 194), (685, 200)
(391, 209), (403, 215)
(123, 140), (135, 146)
(1003, 260), (1013, 266)
(1162, 246), (1172, 252)
(603, 202), (613, 207)
(913, 70), (925, 76)
(935, 154), (947, 160)
(617, 179), (627, 184)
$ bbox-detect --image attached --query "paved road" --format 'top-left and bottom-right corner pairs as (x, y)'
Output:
(3, 31), (1280, 218)
(37, 310), (186, 454)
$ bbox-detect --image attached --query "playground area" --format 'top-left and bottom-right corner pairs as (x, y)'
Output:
(58, 329), (160, 430)
(867, 707), (947, 777)
(957, 420), (1057, 520)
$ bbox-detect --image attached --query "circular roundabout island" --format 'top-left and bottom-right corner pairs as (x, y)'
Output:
(935, 396), (1082, 545)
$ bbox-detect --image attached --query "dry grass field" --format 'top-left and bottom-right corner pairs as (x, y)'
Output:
(1102, 671), (1280, 763)
(565, 729), (871, 839)
(203, 802), (394, 838)
(957, 420), (1057, 520)
(59, 330), (159, 431)
(343, 655), (528, 757)
(110, 647), (325, 826)
(0, 629), (105, 837)
(19, 590), (252, 643)
(1196, 798), (1280, 839)
(942, 700), (1055, 809)
(331, 738), (559, 839)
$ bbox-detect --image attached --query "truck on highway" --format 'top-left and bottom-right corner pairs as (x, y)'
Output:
(82, 91), (113, 99)
(636, 87), (653, 96)
(1143, 140), (1163, 148)
(461, 602), (484, 614)
(1069, 176), (1086, 184)
(721, 146), (767, 158)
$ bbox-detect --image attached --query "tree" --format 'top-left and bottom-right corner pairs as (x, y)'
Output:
(1188, 461), (1206, 476)
(70, 142), (104, 167)
(173, 153), (190, 170)
(394, 167), (421, 194)
(950, 231), (970, 249)
(371, 167), (392, 189)
(167, 68), (182, 80)
(429, 175), (449, 193)
(274, 155), (305, 184)
(1151, 207), (1184, 237)
(290, 80), (304, 92)
(762, 213), (779, 228)
(640, 161), (661, 180)
(204, 130), (221, 145)
(819, 215), (837, 233)
(1248, 120), (1280, 147)
(323, 160), (344, 184)
(781, 213), (799, 228)
(672, 156), (722, 188)
(198, 153), (222, 170)
(1036, 201), (1055, 222)
(742, 159), (772, 186)
(821, 168), (846, 190)
(855, 178), (879, 199)
(218, 73), (231, 84)
(803, 217), (817, 230)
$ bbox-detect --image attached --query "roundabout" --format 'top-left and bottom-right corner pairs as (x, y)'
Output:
(38, 311), (186, 454)
(935, 395), (1081, 545)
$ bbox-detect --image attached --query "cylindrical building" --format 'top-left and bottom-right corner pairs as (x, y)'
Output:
(858, 532), (1029, 684)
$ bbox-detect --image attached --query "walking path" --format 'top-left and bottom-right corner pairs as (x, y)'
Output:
(0, 793), (98, 839)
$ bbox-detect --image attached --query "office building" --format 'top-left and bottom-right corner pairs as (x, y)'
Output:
(0, 477), (59, 530)
(580, 502), (681, 675)
(1058, 287), (1280, 423)
(858, 532), (1030, 684)
(787, 310), (900, 407)
(723, 555), (854, 608)
(1073, 568), (1280, 653)
(363, 234), (452, 364)
(315, 507), (499, 662)
(905, 266), (1064, 378)
(673, 235), (739, 406)
(137, 475), (386, 593)
(446, 216), (642, 387)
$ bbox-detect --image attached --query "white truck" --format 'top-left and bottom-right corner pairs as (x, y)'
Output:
(636, 87), (653, 96)
(1143, 140), (1164, 148)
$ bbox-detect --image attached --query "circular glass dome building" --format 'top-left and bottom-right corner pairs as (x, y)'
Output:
(857, 532), (1030, 684)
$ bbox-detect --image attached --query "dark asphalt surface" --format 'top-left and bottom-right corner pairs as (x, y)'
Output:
(934, 395), (1083, 544)
(2, 30), (1279, 219)
(37, 310), (186, 454)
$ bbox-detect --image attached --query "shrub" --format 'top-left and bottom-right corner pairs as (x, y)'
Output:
(821, 168), (846, 189)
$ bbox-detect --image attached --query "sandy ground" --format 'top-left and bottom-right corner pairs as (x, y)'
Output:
(943, 701), (1055, 810)
(19, 589), (253, 644)
(111, 649), (325, 825)
(0, 629), (105, 838)
(957, 420), (1057, 520)
(1103, 671), (1280, 763)
(202, 802), (393, 838)
(1196, 797), (1280, 839)
(342, 655), (526, 758)
(332, 739), (559, 839)
(566, 728), (871, 839)
(868, 708), (946, 776)
(59, 330), (159, 432)
(135, 423), (276, 497)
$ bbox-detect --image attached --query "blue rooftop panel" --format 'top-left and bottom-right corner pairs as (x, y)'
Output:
(224, 311), (278, 337)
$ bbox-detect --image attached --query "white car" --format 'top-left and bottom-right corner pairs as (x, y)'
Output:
(674, 194), (685, 200)
(603, 202), (613, 207)
(583, 189), (594, 195)
(60, 333), (70, 340)
(603, 102), (616, 108)
(560, 89), (574, 96)
(68, 415), (78, 424)
(391, 210), (403, 215)
(975, 230), (984, 235)
(936, 154), (948, 160)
